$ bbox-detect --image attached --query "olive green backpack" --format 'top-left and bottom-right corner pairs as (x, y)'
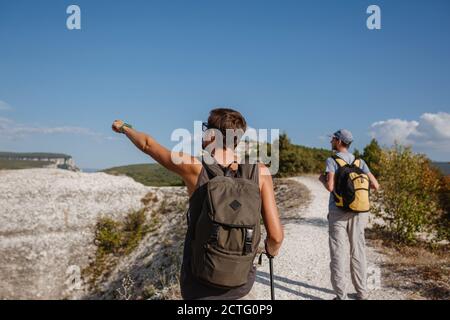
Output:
(190, 160), (262, 288)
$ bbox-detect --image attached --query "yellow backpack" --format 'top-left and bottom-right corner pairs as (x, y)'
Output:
(332, 156), (371, 213)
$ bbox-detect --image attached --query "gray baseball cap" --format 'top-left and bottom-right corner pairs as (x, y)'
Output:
(329, 129), (353, 144)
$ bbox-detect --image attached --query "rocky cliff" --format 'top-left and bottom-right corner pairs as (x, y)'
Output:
(0, 169), (187, 299)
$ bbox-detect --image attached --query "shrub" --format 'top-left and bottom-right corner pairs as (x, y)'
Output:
(85, 209), (159, 286)
(95, 218), (122, 255)
(122, 209), (151, 254)
(372, 145), (446, 244)
(436, 175), (450, 241)
(94, 209), (156, 257)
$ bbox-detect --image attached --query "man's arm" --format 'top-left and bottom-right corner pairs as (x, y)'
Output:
(319, 157), (336, 193)
(319, 172), (334, 192)
(367, 172), (380, 191)
(360, 160), (380, 191)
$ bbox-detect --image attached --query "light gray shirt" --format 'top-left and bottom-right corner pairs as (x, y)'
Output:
(325, 151), (370, 211)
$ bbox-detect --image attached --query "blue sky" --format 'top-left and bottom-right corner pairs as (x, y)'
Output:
(0, 0), (449, 169)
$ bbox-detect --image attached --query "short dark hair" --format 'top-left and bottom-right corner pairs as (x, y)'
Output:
(207, 108), (247, 148)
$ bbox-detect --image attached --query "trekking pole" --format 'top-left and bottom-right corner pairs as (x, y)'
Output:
(268, 254), (275, 300)
(259, 244), (276, 300)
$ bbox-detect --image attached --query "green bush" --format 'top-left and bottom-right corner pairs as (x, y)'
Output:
(85, 209), (160, 285)
(94, 209), (155, 256)
(123, 210), (152, 254)
(372, 145), (446, 244)
(95, 219), (122, 255)
(437, 175), (450, 241)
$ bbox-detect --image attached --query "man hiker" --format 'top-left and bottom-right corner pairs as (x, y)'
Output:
(112, 108), (284, 300)
(319, 129), (379, 300)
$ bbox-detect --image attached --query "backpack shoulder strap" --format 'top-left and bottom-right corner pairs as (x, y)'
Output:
(332, 155), (348, 168)
(202, 160), (225, 179)
(353, 158), (361, 167)
(239, 162), (259, 185)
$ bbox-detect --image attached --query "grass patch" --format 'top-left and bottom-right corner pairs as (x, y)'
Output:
(82, 190), (189, 300)
(83, 209), (161, 288)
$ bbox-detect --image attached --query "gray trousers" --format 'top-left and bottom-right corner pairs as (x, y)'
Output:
(328, 208), (369, 300)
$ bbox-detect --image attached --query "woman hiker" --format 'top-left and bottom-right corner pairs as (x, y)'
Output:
(112, 107), (284, 300)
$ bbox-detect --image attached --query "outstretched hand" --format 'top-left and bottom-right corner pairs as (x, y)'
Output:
(112, 120), (124, 133)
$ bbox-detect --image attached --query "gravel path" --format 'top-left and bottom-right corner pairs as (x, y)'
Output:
(251, 175), (406, 300)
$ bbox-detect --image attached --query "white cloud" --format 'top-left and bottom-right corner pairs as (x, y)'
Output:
(0, 117), (116, 141)
(370, 119), (420, 146)
(0, 101), (12, 111)
(370, 112), (450, 155)
(419, 112), (450, 140)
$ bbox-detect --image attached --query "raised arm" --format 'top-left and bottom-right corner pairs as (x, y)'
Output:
(112, 120), (201, 193)
(259, 163), (284, 257)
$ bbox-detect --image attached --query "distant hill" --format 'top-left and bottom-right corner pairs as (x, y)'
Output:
(432, 162), (450, 176)
(102, 163), (184, 187)
(0, 152), (72, 159)
(0, 159), (54, 170)
(0, 151), (79, 171)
